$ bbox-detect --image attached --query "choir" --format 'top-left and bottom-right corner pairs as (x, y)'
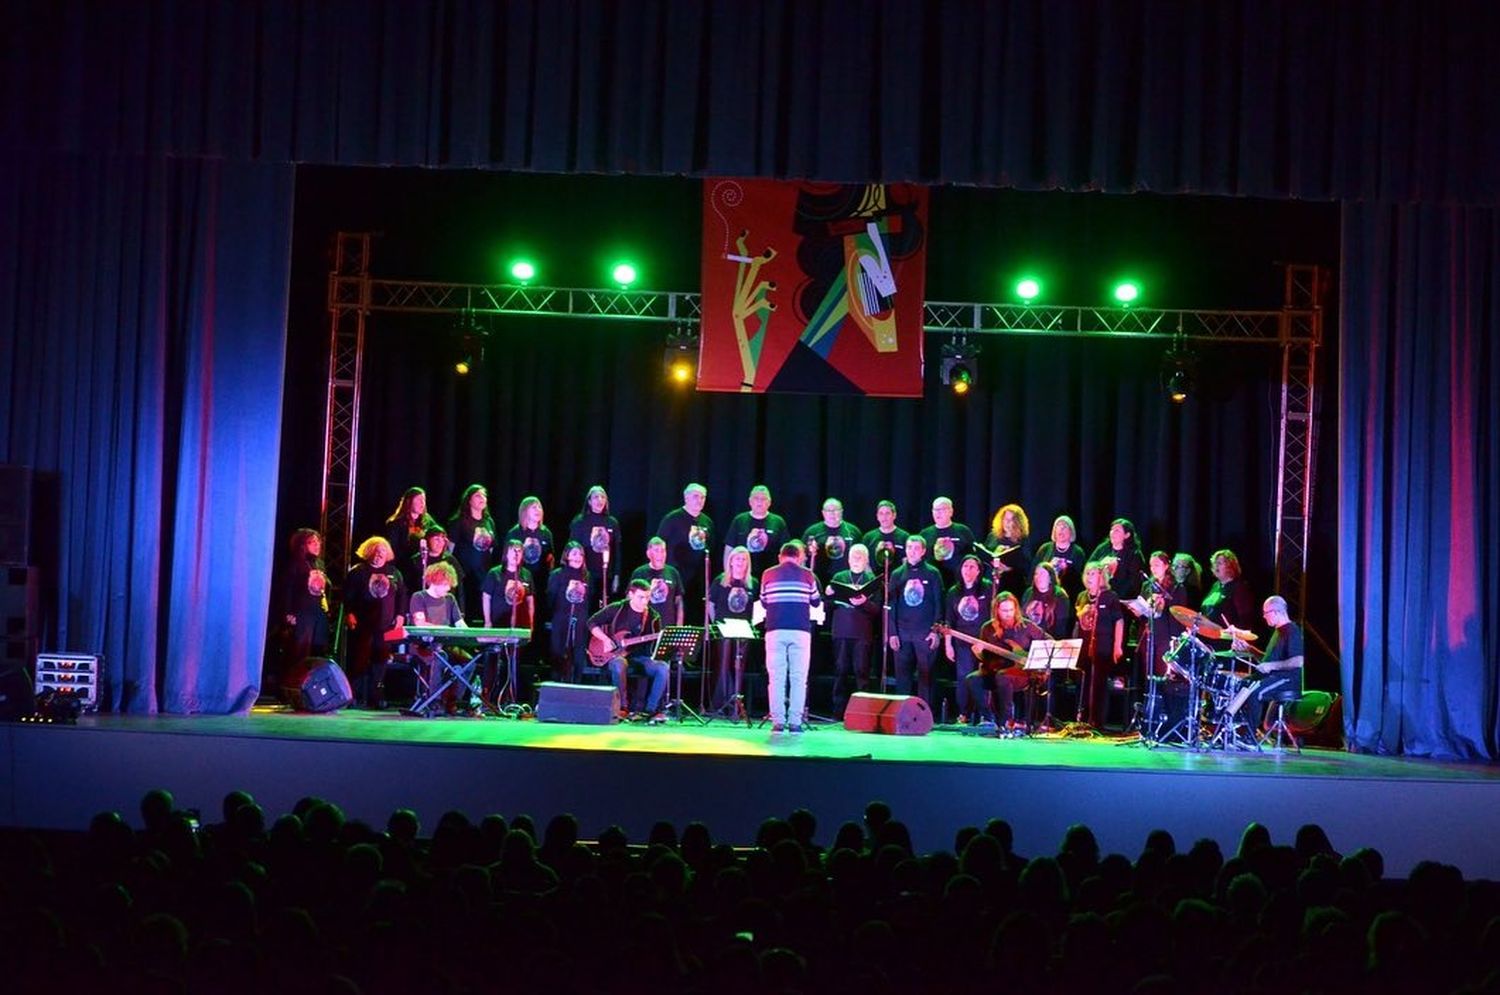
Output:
(276, 482), (1296, 733)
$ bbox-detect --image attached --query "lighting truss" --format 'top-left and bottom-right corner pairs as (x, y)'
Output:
(320, 233), (1324, 623)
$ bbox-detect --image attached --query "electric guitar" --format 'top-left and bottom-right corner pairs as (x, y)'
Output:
(586, 629), (662, 665)
(933, 623), (1029, 676)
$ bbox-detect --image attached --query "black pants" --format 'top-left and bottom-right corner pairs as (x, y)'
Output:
(831, 637), (872, 716)
(344, 624), (391, 702)
(894, 637), (937, 710)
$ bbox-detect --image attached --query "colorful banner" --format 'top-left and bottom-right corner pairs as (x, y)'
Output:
(698, 179), (928, 396)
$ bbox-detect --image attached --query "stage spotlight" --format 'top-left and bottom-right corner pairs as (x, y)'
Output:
(612, 262), (638, 287)
(662, 325), (700, 385)
(509, 259), (536, 283)
(940, 340), (980, 395)
(1015, 277), (1041, 302)
(451, 310), (489, 376)
(1160, 347), (1196, 404)
(1113, 281), (1141, 305)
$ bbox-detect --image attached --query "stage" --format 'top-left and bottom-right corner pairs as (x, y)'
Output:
(5, 709), (1498, 878)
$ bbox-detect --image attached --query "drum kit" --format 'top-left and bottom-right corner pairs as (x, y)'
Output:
(1140, 606), (1261, 750)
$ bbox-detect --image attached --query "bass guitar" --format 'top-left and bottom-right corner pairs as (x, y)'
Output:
(586, 630), (662, 666)
(933, 623), (1029, 677)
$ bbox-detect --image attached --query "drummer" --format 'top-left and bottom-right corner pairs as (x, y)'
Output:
(1225, 596), (1305, 725)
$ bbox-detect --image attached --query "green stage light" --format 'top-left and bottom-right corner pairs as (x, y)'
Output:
(612, 262), (638, 287)
(509, 259), (536, 283)
(1113, 281), (1141, 305)
(1015, 277), (1041, 302)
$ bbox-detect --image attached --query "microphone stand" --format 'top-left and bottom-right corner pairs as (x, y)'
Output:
(701, 546), (713, 719)
(1132, 572), (1160, 741)
(879, 547), (892, 690)
(599, 544), (611, 614)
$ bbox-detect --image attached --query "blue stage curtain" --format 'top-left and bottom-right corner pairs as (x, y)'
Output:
(2, 0), (1496, 200)
(1338, 202), (1500, 759)
(0, 152), (294, 713)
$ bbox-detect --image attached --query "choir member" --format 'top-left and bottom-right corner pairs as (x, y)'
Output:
(860, 499), (910, 574)
(408, 525), (466, 613)
(506, 496), (556, 585)
(1021, 561), (1073, 639)
(279, 528), (330, 666)
(708, 545), (759, 711)
(920, 496), (976, 587)
(1032, 514), (1087, 593)
(984, 502), (1033, 597)
(801, 497), (862, 587)
(658, 482), (714, 613)
(546, 541), (593, 683)
(1130, 550), (1188, 678)
(481, 539), (536, 707)
(384, 487), (440, 590)
(1074, 560), (1125, 727)
(887, 535), (944, 711)
(343, 536), (407, 710)
(1200, 548), (1257, 631)
(569, 485), (621, 608)
(943, 554), (993, 724)
(1171, 552), (1204, 604)
(1090, 517), (1146, 600)
(630, 536), (685, 626)
(827, 543), (881, 718)
(447, 484), (496, 623)
(723, 484), (789, 580)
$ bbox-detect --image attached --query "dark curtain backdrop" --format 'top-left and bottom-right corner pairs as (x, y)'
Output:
(1, 0), (1495, 742)
(0, 152), (294, 713)
(350, 319), (1284, 590)
(1339, 203), (1500, 759)
(4, 0), (1497, 200)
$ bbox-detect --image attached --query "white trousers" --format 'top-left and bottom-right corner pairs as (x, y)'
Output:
(765, 630), (811, 726)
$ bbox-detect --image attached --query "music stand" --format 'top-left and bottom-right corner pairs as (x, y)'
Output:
(710, 618), (757, 726)
(1025, 638), (1082, 733)
(653, 625), (707, 725)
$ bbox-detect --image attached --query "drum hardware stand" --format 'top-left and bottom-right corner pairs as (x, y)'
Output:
(654, 626), (707, 725)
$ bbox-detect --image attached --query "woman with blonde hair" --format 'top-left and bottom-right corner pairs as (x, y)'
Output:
(343, 536), (406, 709)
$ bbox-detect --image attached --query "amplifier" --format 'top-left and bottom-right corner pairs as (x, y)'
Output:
(843, 692), (933, 736)
(35, 652), (100, 712)
(536, 682), (620, 725)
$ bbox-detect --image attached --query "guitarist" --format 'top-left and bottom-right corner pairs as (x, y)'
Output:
(968, 592), (1034, 728)
(942, 555), (993, 724)
(587, 579), (669, 721)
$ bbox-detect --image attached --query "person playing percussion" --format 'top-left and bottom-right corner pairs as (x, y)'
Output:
(1225, 596), (1305, 725)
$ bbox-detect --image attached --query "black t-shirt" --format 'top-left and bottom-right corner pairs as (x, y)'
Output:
(977, 619), (1033, 672)
(827, 568), (881, 641)
(1262, 621), (1304, 667)
(984, 531), (1033, 597)
(385, 513), (440, 584)
(888, 560), (943, 638)
(1074, 589), (1124, 663)
(944, 579), (993, 638)
(724, 512), (789, 579)
(861, 526), (911, 573)
(1021, 587), (1073, 639)
(587, 600), (662, 644)
(1201, 577), (1257, 631)
(546, 565), (593, 626)
(343, 562), (406, 631)
(481, 566), (535, 626)
(921, 523), (977, 586)
(802, 521), (863, 585)
(447, 512), (498, 585)
(506, 524), (556, 578)
(658, 508), (715, 587)
(708, 573), (758, 622)
(568, 512), (620, 591)
(1141, 578), (1189, 675)
(629, 564), (685, 623)
(280, 554), (327, 618)
(1089, 540), (1145, 599)
(1032, 541), (1086, 595)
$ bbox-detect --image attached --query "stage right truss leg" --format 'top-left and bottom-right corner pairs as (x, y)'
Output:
(1273, 265), (1325, 621)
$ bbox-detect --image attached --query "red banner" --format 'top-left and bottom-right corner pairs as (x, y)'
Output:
(698, 179), (928, 397)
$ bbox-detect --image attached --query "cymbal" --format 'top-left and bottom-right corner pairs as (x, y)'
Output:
(1169, 605), (1224, 639)
(1222, 624), (1259, 643)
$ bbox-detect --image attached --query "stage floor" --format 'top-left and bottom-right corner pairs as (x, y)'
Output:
(5, 710), (1500, 879)
(70, 708), (1500, 782)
